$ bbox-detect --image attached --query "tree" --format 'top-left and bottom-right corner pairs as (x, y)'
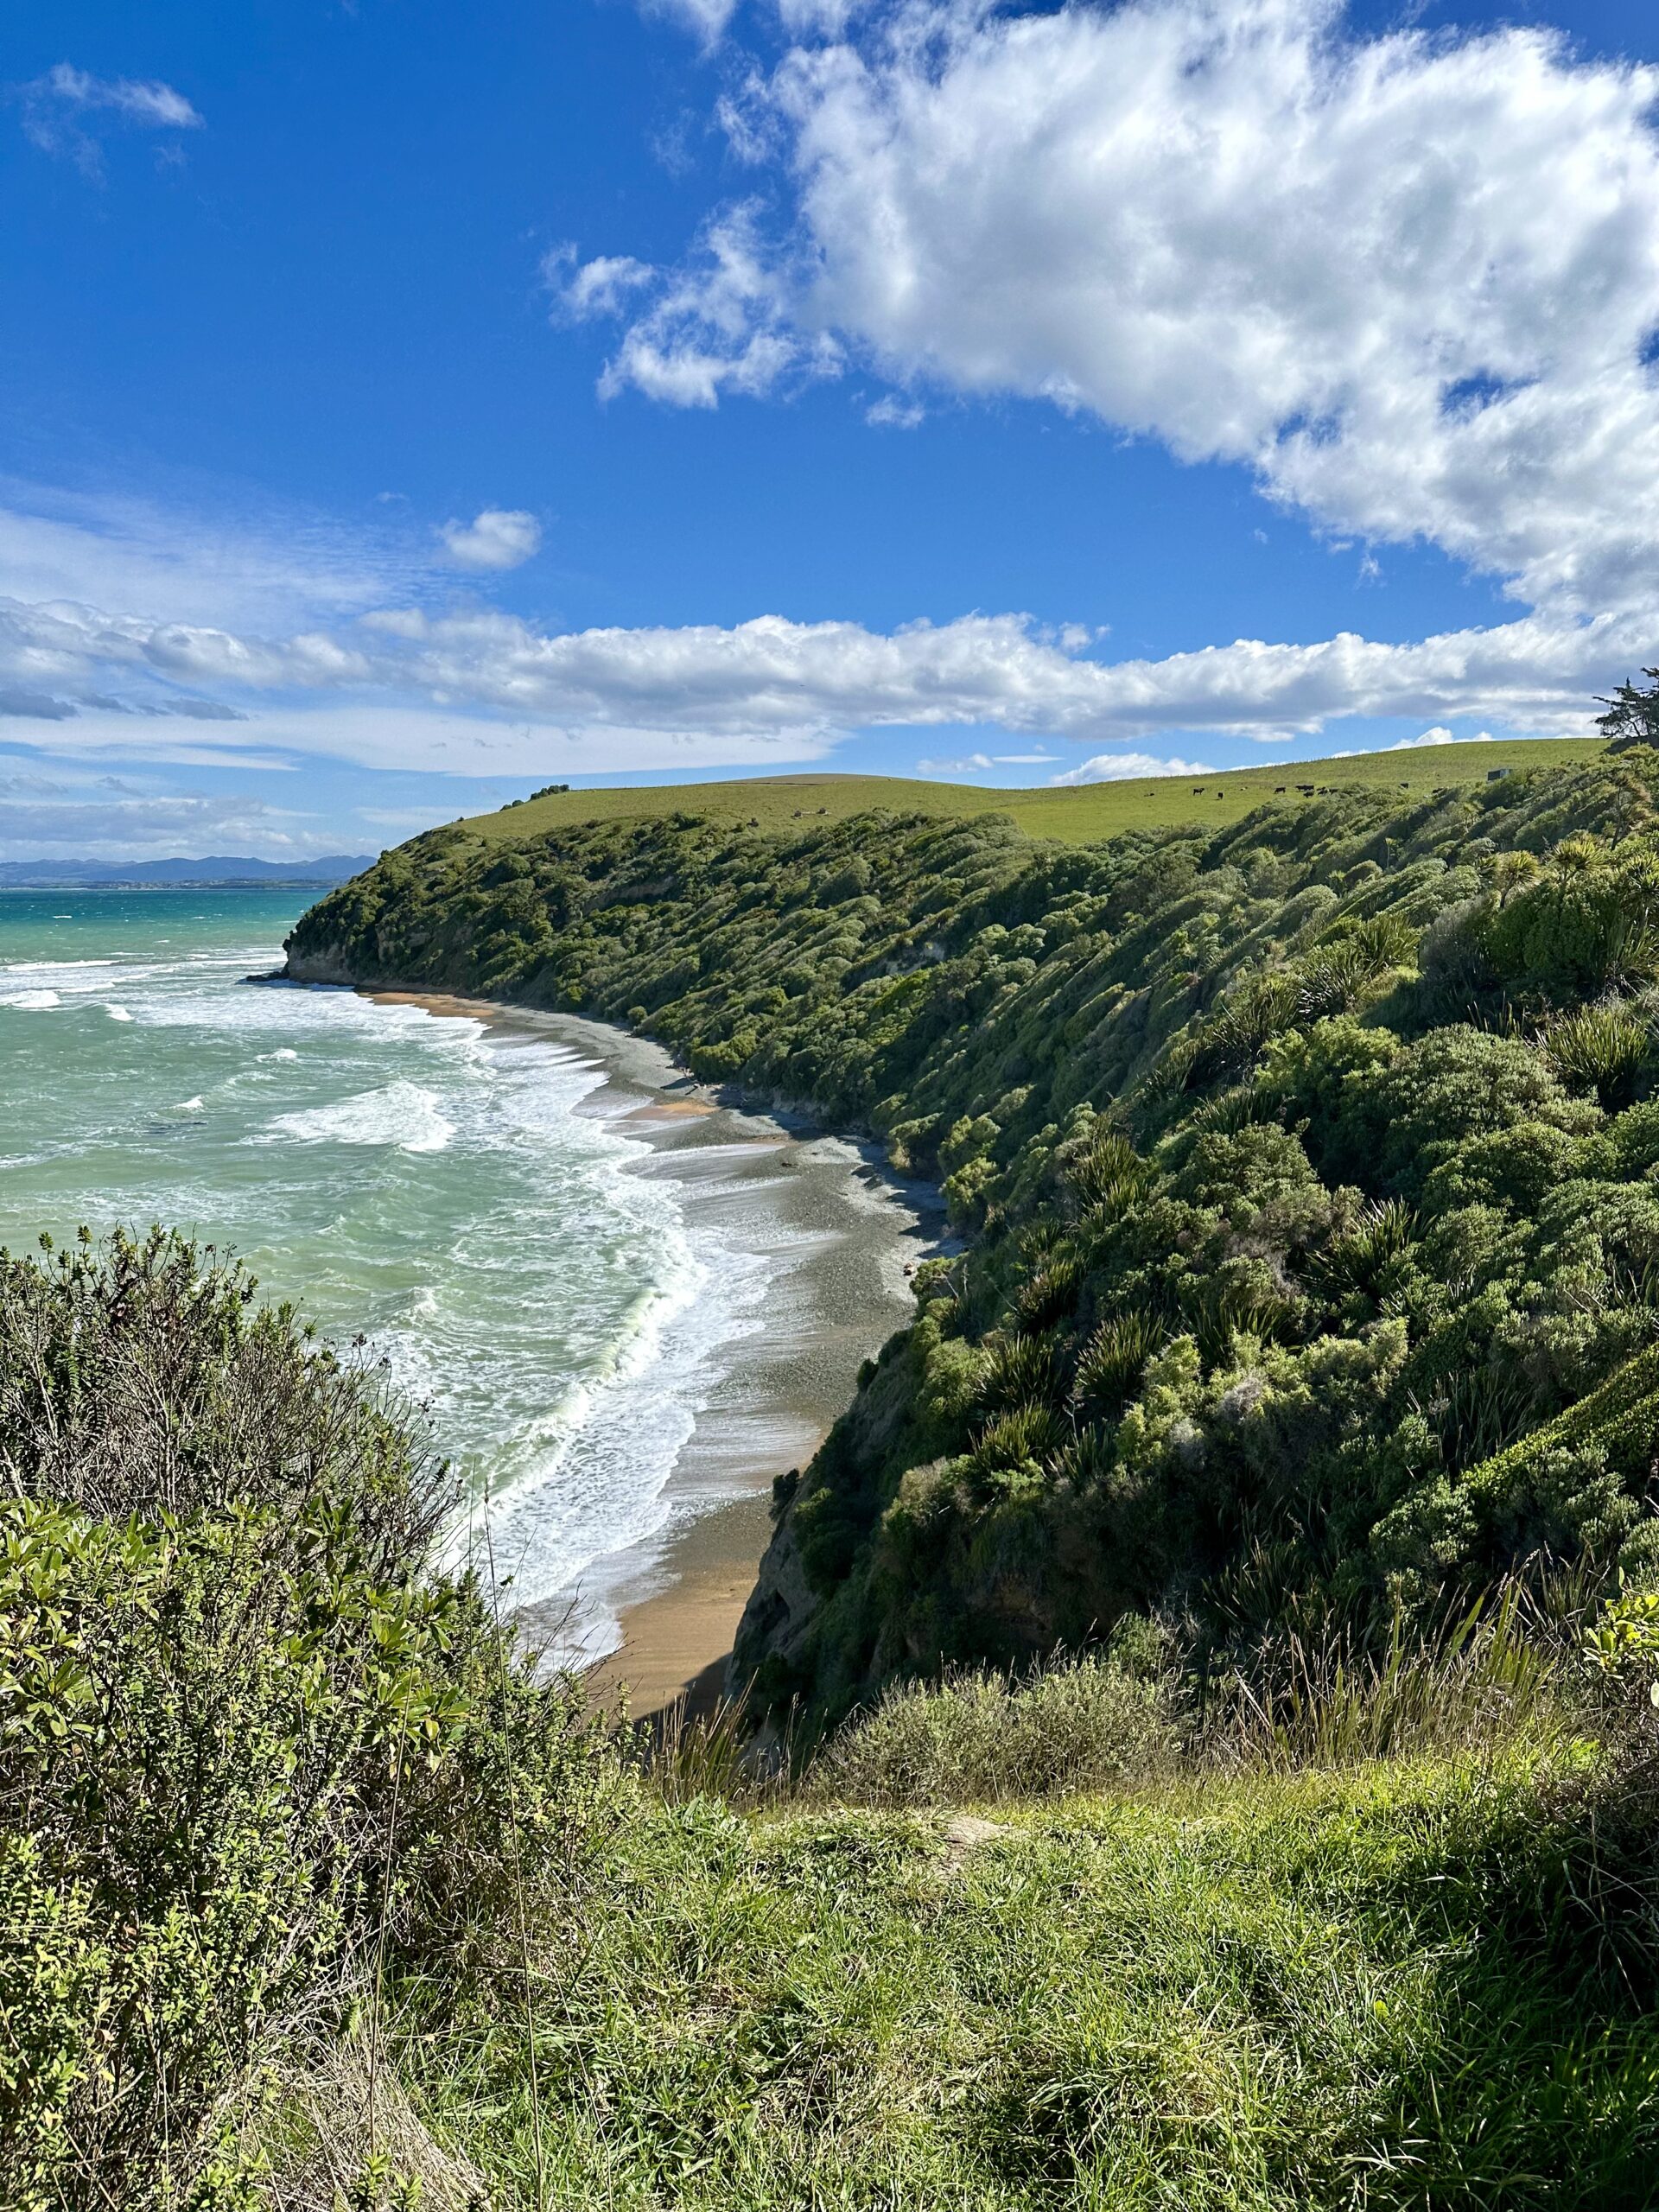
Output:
(1595, 668), (1659, 751)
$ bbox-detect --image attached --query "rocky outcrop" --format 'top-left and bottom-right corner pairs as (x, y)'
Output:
(730, 1487), (821, 1693)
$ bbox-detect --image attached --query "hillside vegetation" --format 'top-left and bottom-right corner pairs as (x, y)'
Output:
(292, 744), (1659, 1725)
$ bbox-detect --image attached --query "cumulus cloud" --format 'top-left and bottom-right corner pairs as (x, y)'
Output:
(588, 0), (1659, 624)
(561, 207), (826, 408)
(544, 247), (656, 321)
(22, 63), (202, 174)
(437, 508), (543, 571)
(0, 464), (1630, 785)
(1051, 752), (1214, 785)
(1392, 725), (1492, 748)
(0, 576), (1637, 773)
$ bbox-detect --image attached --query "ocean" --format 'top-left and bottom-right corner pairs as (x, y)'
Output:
(0, 886), (925, 1657)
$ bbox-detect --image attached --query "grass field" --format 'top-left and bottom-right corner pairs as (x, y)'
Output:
(352, 1745), (1658, 2210)
(461, 737), (1609, 850)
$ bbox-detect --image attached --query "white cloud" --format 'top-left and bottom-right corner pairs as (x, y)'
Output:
(571, 208), (828, 409)
(0, 461), (1634, 785)
(5, 700), (841, 779)
(866, 393), (924, 428)
(915, 746), (1057, 771)
(0, 778), (316, 864)
(1051, 752), (1214, 785)
(1391, 725), (1493, 748)
(22, 63), (202, 174)
(775, 2), (868, 33)
(437, 508), (543, 572)
(0, 481), (418, 631)
(592, 0), (1659, 626)
(0, 566), (1638, 774)
(544, 245), (657, 321)
(35, 63), (201, 130)
(651, 0), (740, 44)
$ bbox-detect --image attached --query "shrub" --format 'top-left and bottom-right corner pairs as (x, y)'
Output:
(812, 1654), (1179, 1807)
(1586, 1585), (1659, 1712)
(0, 1225), (447, 1573)
(1071, 1311), (1166, 1421)
(0, 1231), (613, 2209)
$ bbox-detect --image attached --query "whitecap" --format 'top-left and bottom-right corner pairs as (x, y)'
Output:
(176, 1096), (206, 1113)
(2, 989), (60, 1010)
(0, 958), (117, 973)
(262, 1047), (299, 1062)
(269, 1079), (454, 1154)
(103, 1004), (132, 1022)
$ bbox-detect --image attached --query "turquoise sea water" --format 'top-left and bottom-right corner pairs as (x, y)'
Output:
(0, 888), (761, 1645)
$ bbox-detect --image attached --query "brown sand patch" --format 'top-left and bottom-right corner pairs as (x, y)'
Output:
(585, 1489), (777, 1721)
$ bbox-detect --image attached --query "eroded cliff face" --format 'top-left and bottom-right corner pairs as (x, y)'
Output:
(283, 939), (365, 985)
(731, 1491), (821, 1697)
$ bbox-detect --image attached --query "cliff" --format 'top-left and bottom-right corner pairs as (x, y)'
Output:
(288, 753), (1659, 1725)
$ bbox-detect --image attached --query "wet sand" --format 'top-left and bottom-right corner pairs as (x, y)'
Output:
(363, 989), (944, 1713)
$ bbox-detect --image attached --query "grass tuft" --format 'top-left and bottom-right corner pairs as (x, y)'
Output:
(810, 1653), (1180, 1808)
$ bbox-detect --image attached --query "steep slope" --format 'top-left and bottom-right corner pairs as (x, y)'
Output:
(288, 750), (1659, 1721)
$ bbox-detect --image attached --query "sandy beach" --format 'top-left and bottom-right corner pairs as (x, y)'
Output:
(364, 988), (944, 1713)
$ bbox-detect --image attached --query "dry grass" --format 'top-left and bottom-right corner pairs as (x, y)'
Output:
(238, 2025), (493, 2210)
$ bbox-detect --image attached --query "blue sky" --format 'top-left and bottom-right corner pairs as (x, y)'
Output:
(2, 0), (1658, 858)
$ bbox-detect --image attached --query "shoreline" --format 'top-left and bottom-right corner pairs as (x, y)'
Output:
(355, 986), (946, 1713)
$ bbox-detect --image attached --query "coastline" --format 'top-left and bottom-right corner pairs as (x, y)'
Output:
(357, 988), (945, 1713)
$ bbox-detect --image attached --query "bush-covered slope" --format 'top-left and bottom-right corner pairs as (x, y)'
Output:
(288, 751), (1659, 1720)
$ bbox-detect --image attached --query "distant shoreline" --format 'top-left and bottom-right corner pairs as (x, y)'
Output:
(0, 879), (354, 893)
(0, 857), (372, 890)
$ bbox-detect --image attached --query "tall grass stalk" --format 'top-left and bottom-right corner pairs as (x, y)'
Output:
(1204, 1590), (1571, 1774)
(480, 1472), (547, 2211)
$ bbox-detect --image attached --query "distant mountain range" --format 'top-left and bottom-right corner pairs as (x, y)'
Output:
(0, 855), (374, 889)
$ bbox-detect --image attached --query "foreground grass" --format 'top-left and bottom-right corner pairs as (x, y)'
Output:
(348, 1746), (1657, 2210)
(461, 739), (1607, 851)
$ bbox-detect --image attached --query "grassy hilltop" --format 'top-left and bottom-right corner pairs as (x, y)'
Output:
(461, 736), (1605, 848)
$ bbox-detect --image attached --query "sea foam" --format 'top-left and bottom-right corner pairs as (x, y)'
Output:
(269, 1078), (455, 1154)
